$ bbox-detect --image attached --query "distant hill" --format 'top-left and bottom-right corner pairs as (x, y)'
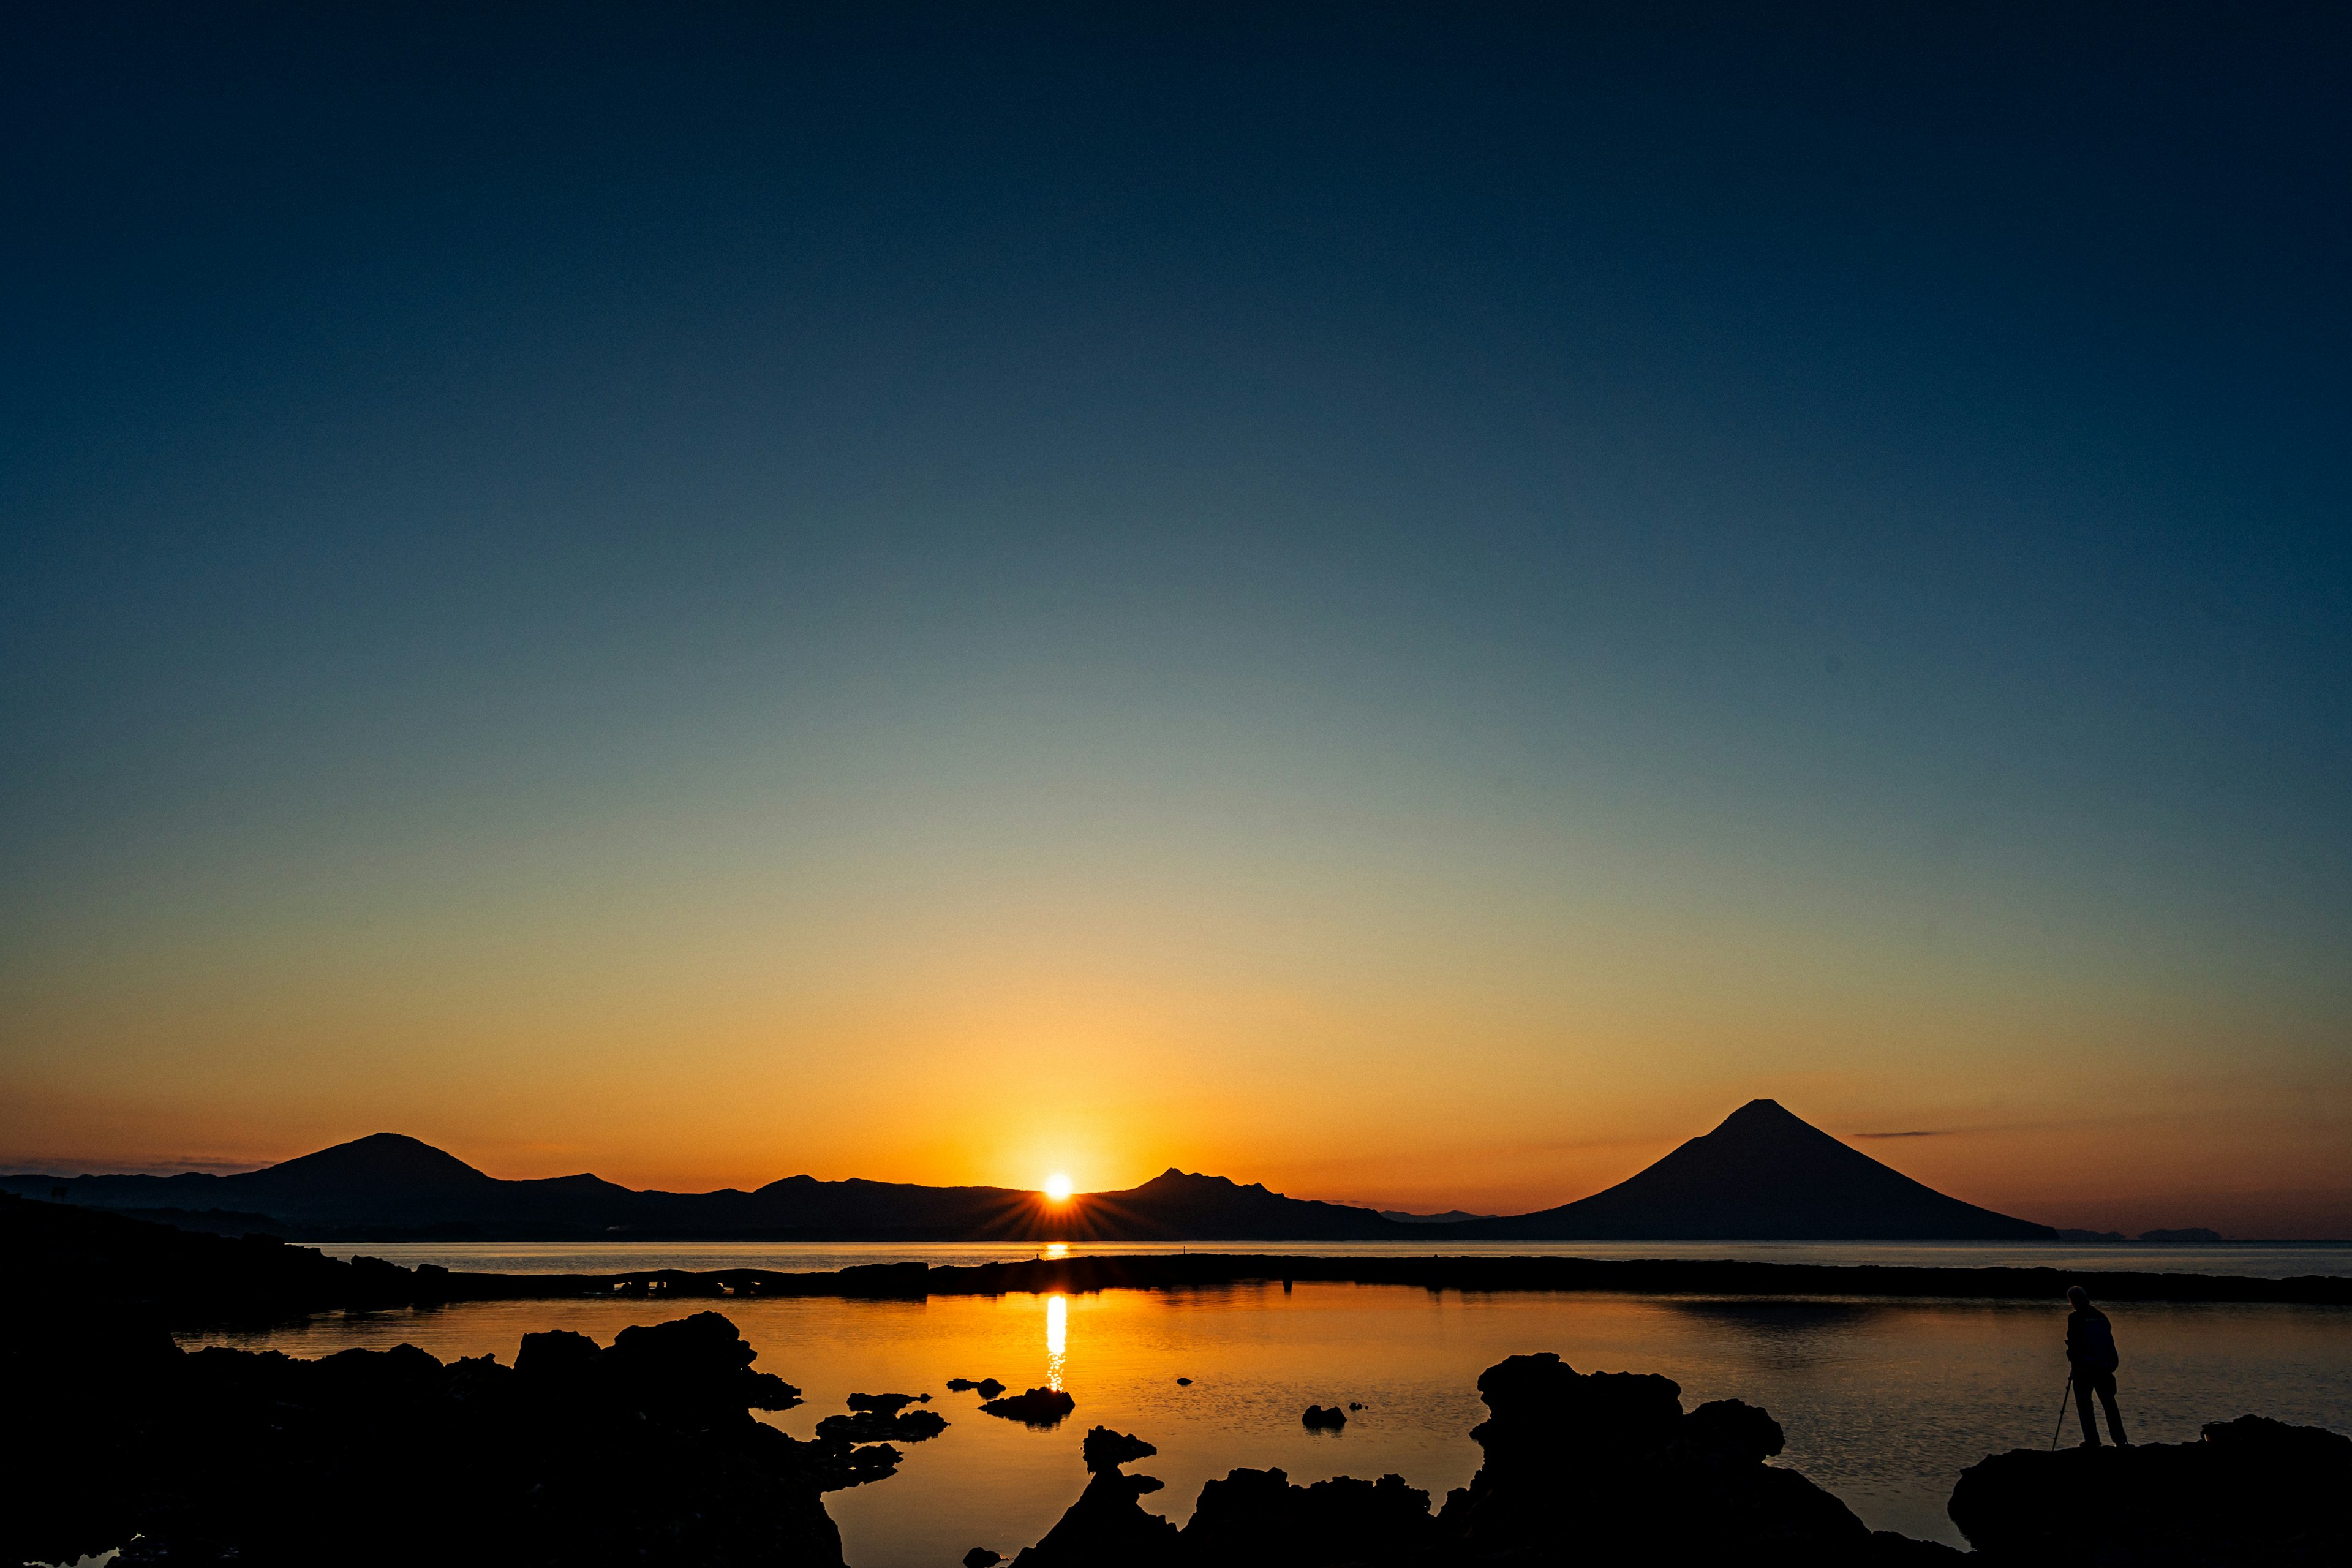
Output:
(1059, 1169), (1400, 1241)
(2, 1102), (2056, 1242)
(0, 1135), (1404, 1242)
(1459, 1101), (2056, 1241)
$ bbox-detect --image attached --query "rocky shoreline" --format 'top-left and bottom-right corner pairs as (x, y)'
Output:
(7, 1309), (859, 1567)
(9, 1195), (2349, 1566)
(11, 1195), (2346, 1327)
(9, 1302), (2344, 1567)
(997, 1356), (2351, 1566)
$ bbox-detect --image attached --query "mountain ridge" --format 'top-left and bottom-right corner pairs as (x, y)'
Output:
(1, 1102), (2055, 1242)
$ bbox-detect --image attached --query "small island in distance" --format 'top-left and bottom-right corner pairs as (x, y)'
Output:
(4, 1100), (2086, 1243)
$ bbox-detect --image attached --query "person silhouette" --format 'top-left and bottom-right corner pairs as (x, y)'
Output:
(2064, 1285), (2128, 1447)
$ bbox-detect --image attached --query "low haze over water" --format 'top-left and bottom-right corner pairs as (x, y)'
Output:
(189, 1282), (2352, 1562)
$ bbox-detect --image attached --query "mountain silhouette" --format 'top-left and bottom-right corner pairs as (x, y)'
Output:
(234, 1133), (503, 1201)
(1041, 1169), (1398, 1241)
(3, 1102), (2053, 1241)
(0, 1138), (1402, 1241)
(1460, 1100), (2055, 1240)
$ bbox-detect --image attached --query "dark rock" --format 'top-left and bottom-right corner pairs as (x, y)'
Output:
(810, 1442), (903, 1491)
(963, 1551), (1003, 1568)
(4, 1306), (846, 1567)
(1948, 1415), (2352, 1564)
(1439, 1351), (1872, 1566)
(1348, 1401), (1364, 1411)
(1175, 1376), (1192, 1385)
(1680, 1398), (1785, 1464)
(1302, 1404), (1348, 1429)
(1011, 1428), (1178, 1568)
(835, 1259), (930, 1295)
(1468, 1351), (1686, 1460)
(949, 1375), (1011, 1398)
(1084, 1426), (1160, 1473)
(514, 1327), (601, 1378)
(816, 1406), (948, 1443)
(1865, 1530), (1972, 1564)
(846, 1390), (924, 1412)
(601, 1310), (804, 1417)
(982, 1385), (1077, 1427)
(1181, 1466), (1438, 1566)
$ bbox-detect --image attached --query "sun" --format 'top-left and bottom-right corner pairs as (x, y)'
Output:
(1044, 1173), (1074, 1202)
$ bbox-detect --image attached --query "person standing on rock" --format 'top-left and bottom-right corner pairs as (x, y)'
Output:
(2064, 1285), (2128, 1447)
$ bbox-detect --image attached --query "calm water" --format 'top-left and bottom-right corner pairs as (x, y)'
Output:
(310, 1237), (2352, 1279)
(184, 1281), (2352, 1564)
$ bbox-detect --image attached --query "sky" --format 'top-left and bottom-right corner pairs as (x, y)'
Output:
(3, 3), (2347, 1236)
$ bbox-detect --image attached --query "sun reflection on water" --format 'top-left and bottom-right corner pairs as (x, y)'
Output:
(1042, 1243), (1069, 1260)
(1044, 1293), (1067, 1391)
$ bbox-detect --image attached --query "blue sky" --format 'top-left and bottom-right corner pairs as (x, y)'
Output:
(3, 4), (2346, 1230)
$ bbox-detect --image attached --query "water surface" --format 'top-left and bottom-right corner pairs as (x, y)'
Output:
(185, 1282), (2352, 1565)
(309, 1237), (2352, 1279)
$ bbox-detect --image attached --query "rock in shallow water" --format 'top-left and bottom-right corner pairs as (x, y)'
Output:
(845, 1390), (927, 1412)
(9, 1308), (852, 1568)
(1012, 1428), (1178, 1568)
(1182, 1466), (1438, 1566)
(816, 1403), (948, 1443)
(1083, 1425), (1160, 1473)
(981, 1385), (1077, 1427)
(1008, 1348), (1943, 1567)
(1948, 1414), (2352, 1564)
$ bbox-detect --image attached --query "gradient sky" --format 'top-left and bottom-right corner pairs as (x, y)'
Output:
(4, 4), (2347, 1235)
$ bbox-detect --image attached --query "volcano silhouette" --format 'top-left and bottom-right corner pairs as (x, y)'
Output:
(8, 1101), (2056, 1241)
(1461, 1100), (2056, 1240)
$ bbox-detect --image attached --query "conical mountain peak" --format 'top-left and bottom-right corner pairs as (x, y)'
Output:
(1455, 1101), (2054, 1241)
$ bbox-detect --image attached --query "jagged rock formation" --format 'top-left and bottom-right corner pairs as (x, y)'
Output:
(1006, 1351), (1954, 1567)
(816, 1409), (946, 1442)
(1438, 1352), (1885, 1564)
(1949, 1414), (2352, 1564)
(816, 1396), (949, 1442)
(2, 1309), (862, 1568)
(1012, 1427), (1182, 1567)
(1182, 1468), (1440, 1566)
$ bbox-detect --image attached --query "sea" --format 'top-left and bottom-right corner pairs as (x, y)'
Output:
(183, 1241), (2352, 1565)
